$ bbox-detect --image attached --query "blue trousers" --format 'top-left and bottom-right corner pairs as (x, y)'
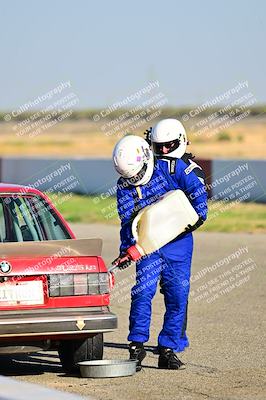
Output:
(128, 234), (193, 352)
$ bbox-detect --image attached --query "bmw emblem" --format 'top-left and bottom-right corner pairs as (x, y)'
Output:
(0, 261), (12, 274)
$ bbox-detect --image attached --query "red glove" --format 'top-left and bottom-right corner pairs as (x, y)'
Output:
(112, 245), (144, 271)
(112, 253), (132, 270)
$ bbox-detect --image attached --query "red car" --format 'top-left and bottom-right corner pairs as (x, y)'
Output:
(0, 183), (117, 372)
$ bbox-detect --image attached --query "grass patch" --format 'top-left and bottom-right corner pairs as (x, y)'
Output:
(203, 200), (266, 232)
(217, 131), (231, 141)
(49, 193), (118, 224)
(51, 193), (266, 233)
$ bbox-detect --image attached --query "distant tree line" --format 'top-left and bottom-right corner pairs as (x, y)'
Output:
(0, 106), (265, 122)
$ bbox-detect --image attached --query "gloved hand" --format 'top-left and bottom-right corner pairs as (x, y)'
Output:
(112, 253), (132, 270)
(185, 217), (204, 233)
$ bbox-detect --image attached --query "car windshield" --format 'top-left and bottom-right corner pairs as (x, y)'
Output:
(0, 194), (71, 242)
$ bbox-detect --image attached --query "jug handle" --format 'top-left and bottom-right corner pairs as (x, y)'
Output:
(131, 212), (142, 242)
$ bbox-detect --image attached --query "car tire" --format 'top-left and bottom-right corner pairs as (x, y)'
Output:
(58, 333), (103, 373)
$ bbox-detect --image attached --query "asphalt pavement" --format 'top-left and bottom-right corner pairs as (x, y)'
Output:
(0, 223), (265, 400)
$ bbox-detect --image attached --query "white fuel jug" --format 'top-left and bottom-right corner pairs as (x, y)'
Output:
(127, 190), (199, 261)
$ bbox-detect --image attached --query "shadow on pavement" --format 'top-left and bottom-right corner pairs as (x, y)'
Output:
(0, 352), (62, 376)
(0, 344), (161, 377)
(104, 342), (158, 354)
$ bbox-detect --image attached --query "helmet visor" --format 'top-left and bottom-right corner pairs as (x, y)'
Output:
(127, 162), (148, 185)
(153, 139), (180, 155)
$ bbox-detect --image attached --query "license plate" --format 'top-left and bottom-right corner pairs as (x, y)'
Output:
(0, 280), (44, 306)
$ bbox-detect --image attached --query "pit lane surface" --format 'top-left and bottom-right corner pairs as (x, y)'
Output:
(0, 224), (265, 400)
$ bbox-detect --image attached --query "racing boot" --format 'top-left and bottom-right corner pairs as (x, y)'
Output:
(129, 342), (146, 371)
(158, 347), (185, 370)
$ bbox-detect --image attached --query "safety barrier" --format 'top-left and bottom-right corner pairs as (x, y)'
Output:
(0, 156), (265, 203)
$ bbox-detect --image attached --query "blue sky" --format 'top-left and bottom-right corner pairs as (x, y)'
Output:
(1, 0), (265, 109)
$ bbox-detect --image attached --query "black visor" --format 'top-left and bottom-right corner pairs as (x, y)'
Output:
(127, 162), (148, 185)
(153, 139), (180, 155)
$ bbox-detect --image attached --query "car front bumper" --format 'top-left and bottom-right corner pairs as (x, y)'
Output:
(0, 307), (117, 338)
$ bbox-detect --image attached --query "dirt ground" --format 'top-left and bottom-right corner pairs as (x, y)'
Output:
(0, 223), (265, 400)
(0, 117), (265, 159)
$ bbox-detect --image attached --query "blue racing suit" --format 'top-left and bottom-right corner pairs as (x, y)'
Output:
(116, 154), (208, 352)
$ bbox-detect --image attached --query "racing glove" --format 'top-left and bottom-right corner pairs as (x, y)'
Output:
(112, 253), (132, 270)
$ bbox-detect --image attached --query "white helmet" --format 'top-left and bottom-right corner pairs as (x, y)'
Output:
(151, 118), (187, 158)
(113, 135), (154, 186)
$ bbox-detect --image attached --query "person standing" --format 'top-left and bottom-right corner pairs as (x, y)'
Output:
(112, 121), (208, 370)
